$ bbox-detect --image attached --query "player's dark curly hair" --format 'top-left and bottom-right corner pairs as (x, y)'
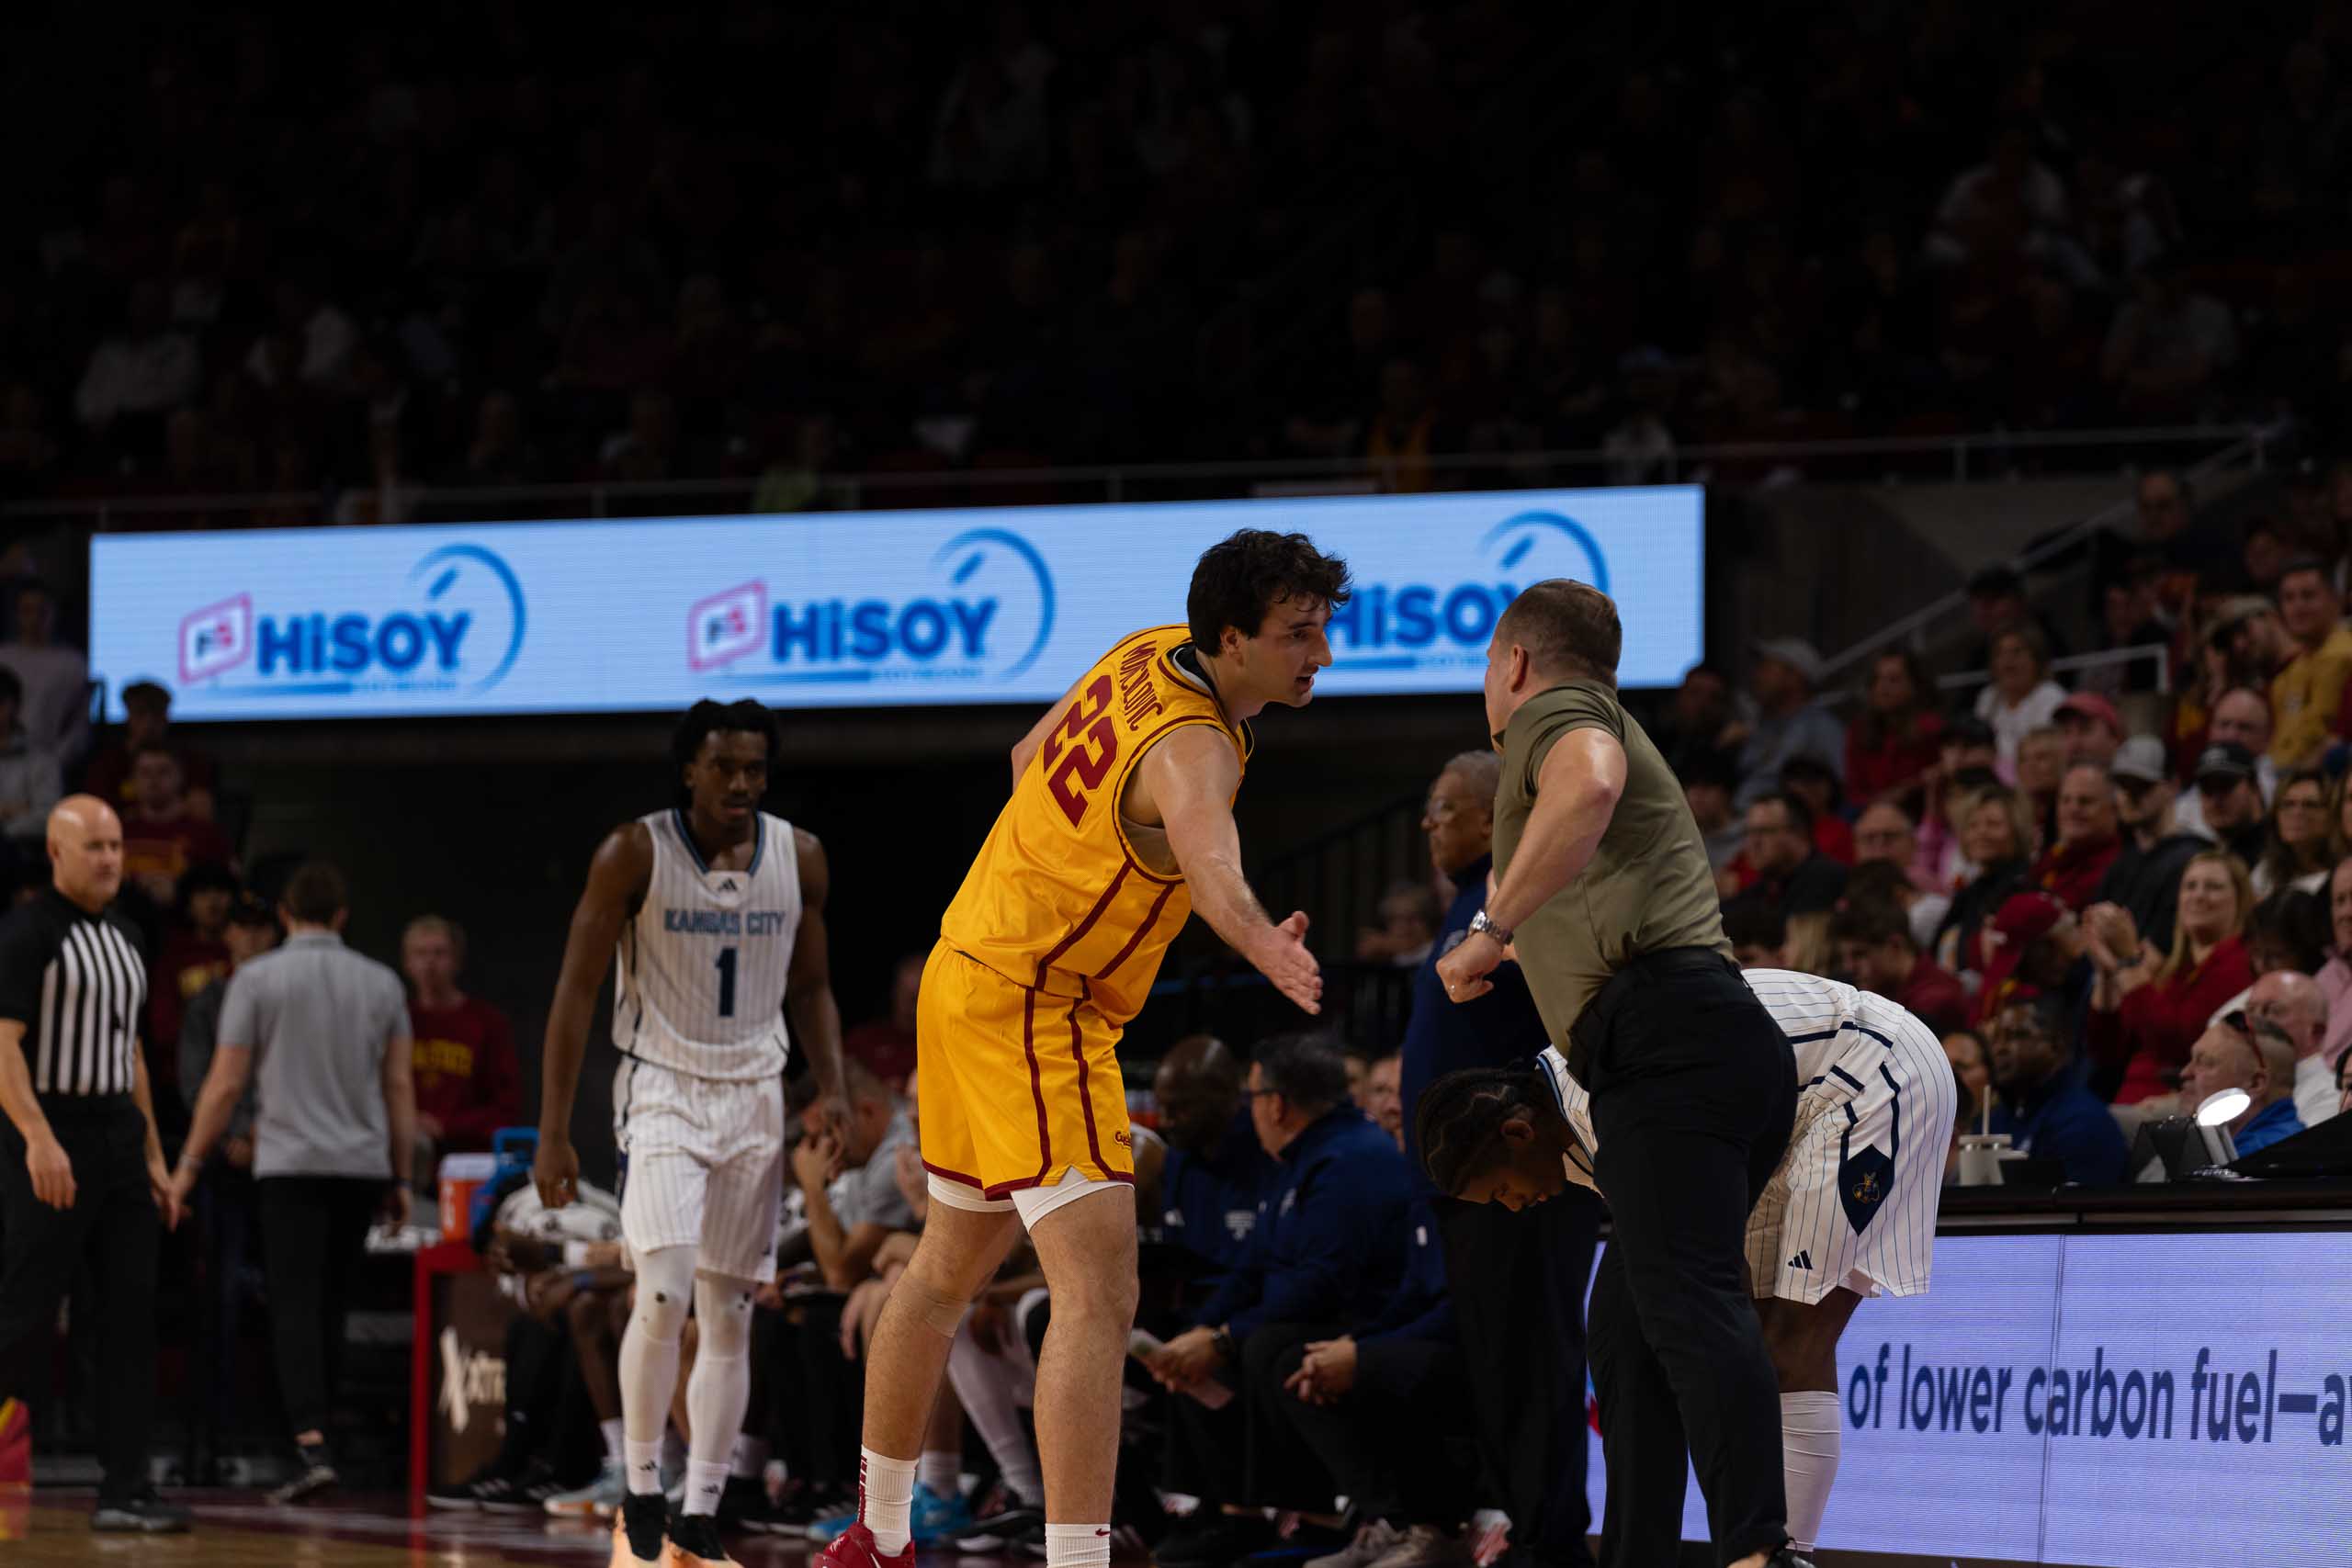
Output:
(1415, 1062), (1549, 1196)
(1187, 529), (1351, 652)
(673, 698), (782, 790)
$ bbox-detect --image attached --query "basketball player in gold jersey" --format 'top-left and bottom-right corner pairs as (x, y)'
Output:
(815, 529), (1347, 1568)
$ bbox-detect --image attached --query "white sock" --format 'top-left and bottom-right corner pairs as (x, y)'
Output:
(918, 1450), (959, 1498)
(859, 1447), (920, 1554)
(730, 1433), (769, 1479)
(624, 1439), (664, 1497)
(601, 1419), (628, 1465)
(1781, 1391), (1842, 1552)
(683, 1459), (729, 1517)
(1046, 1521), (1113, 1568)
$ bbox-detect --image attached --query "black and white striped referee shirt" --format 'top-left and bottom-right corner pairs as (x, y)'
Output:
(0, 886), (148, 1100)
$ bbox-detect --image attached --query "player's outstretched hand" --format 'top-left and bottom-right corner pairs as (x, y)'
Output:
(533, 1134), (580, 1209)
(1248, 912), (1321, 1015)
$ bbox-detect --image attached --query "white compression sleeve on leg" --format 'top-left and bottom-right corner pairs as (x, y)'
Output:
(1781, 1391), (1842, 1552)
(619, 1246), (696, 1494)
(682, 1271), (758, 1517)
(945, 1314), (1044, 1506)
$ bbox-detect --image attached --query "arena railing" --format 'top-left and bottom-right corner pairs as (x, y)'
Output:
(1814, 421), (2287, 684)
(0, 423), (2269, 535)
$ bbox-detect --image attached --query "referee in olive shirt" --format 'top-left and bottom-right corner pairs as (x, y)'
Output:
(0, 795), (190, 1532)
(1435, 584), (1801, 1568)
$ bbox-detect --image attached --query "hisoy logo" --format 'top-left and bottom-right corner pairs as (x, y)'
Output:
(176, 544), (527, 698)
(1327, 510), (1610, 669)
(700, 526), (1055, 687)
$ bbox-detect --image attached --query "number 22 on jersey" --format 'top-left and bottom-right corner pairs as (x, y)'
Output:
(1039, 674), (1117, 826)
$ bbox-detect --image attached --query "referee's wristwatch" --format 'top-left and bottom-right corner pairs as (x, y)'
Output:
(1210, 1325), (1236, 1362)
(1468, 909), (1513, 948)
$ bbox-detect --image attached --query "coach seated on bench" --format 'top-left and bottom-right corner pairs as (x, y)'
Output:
(1143, 1032), (1415, 1568)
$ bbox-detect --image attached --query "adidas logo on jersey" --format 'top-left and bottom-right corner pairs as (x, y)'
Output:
(1787, 1250), (1815, 1271)
(718, 879), (738, 893)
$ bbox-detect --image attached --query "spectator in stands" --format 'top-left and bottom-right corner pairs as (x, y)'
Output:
(2026, 765), (2123, 911)
(72, 278), (198, 444)
(1961, 566), (2069, 676)
(2339, 1049), (2352, 1120)
(402, 914), (522, 1162)
(2014, 727), (2068, 842)
(1148, 1034), (1278, 1272)
(2053, 693), (2123, 771)
(147, 863), (238, 1101)
(2184, 741), (2271, 869)
(1986, 991), (2129, 1186)
(2241, 515), (2301, 596)
(2086, 849), (2256, 1105)
(1721, 791), (1847, 920)
(2246, 887), (2329, 979)
(1395, 751), (1599, 1568)
(2206, 686), (2283, 800)
(1732, 638), (1843, 809)
(1148, 1034), (1413, 1568)
(2103, 260), (2241, 422)
(1830, 896), (1966, 1033)
(2320, 856), (2352, 1074)
(1277, 1197), (1471, 1568)
(1356, 880), (1442, 968)
(1842, 860), (1946, 964)
(2267, 559), (2352, 769)
(2255, 769), (2334, 897)
(2180, 1016), (2303, 1156)
(842, 953), (922, 1089)
(0, 583), (89, 762)
(1851, 811), (1952, 947)
(1938, 784), (2035, 977)
(0, 666), (62, 877)
(1942, 1028), (1991, 1113)
(2096, 736), (2211, 955)
(119, 742), (233, 912)
(793, 1064), (916, 1292)
(1844, 649), (1946, 810)
(1682, 751), (1745, 873)
(1778, 755), (1854, 865)
(171, 860), (414, 1504)
(1652, 662), (1738, 779)
(1781, 911), (1833, 976)
(2237, 970), (2338, 1129)
(1974, 625), (2067, 766)
(1723, 904), (1787, 969)
(1974, 892), (2098, 1041)
(80, 681), (213, 821)
(2082, 568), (2171, 698)
(1363, 1050), (1402, 1146)
(1919, 739), (1999, 891)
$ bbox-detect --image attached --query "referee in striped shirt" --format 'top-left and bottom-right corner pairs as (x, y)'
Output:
(0, 795), (190, 1532)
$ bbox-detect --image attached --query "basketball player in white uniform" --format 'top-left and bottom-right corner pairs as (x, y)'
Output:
(1417, 968), (1954, 1560)
(536, 700), (848, 1568)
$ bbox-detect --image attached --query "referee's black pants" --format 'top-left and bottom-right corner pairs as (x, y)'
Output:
(1571, 950), (1796, 1568)
(0, 1097), (160, 1502)
(255, 1175), (379, 1443)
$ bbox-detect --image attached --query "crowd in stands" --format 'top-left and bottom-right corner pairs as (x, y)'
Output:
(17, 5), (2352, 526)
(1670, 468), (2352, 1188)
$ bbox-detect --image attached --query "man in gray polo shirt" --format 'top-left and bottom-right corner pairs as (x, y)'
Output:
(172, 860), (414, 1504)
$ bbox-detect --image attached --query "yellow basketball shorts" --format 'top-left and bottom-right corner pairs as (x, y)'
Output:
(917, 940), (1135, 1200)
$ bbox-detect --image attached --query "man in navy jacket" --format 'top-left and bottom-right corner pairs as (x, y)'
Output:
(1988, 989), (2129, 1186)
(1148, 1033), (1414, 1568)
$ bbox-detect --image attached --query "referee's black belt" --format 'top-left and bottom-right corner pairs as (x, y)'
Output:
(1566, 945), (1746, 1084)
(29, 1090), (136, 1121)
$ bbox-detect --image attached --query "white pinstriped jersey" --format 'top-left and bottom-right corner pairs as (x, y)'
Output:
(1540, 967), (1952, 1301)
(613, 808), (801, 1082)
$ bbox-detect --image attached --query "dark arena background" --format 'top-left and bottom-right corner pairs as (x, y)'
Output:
(0, 2), (2348, 1565)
